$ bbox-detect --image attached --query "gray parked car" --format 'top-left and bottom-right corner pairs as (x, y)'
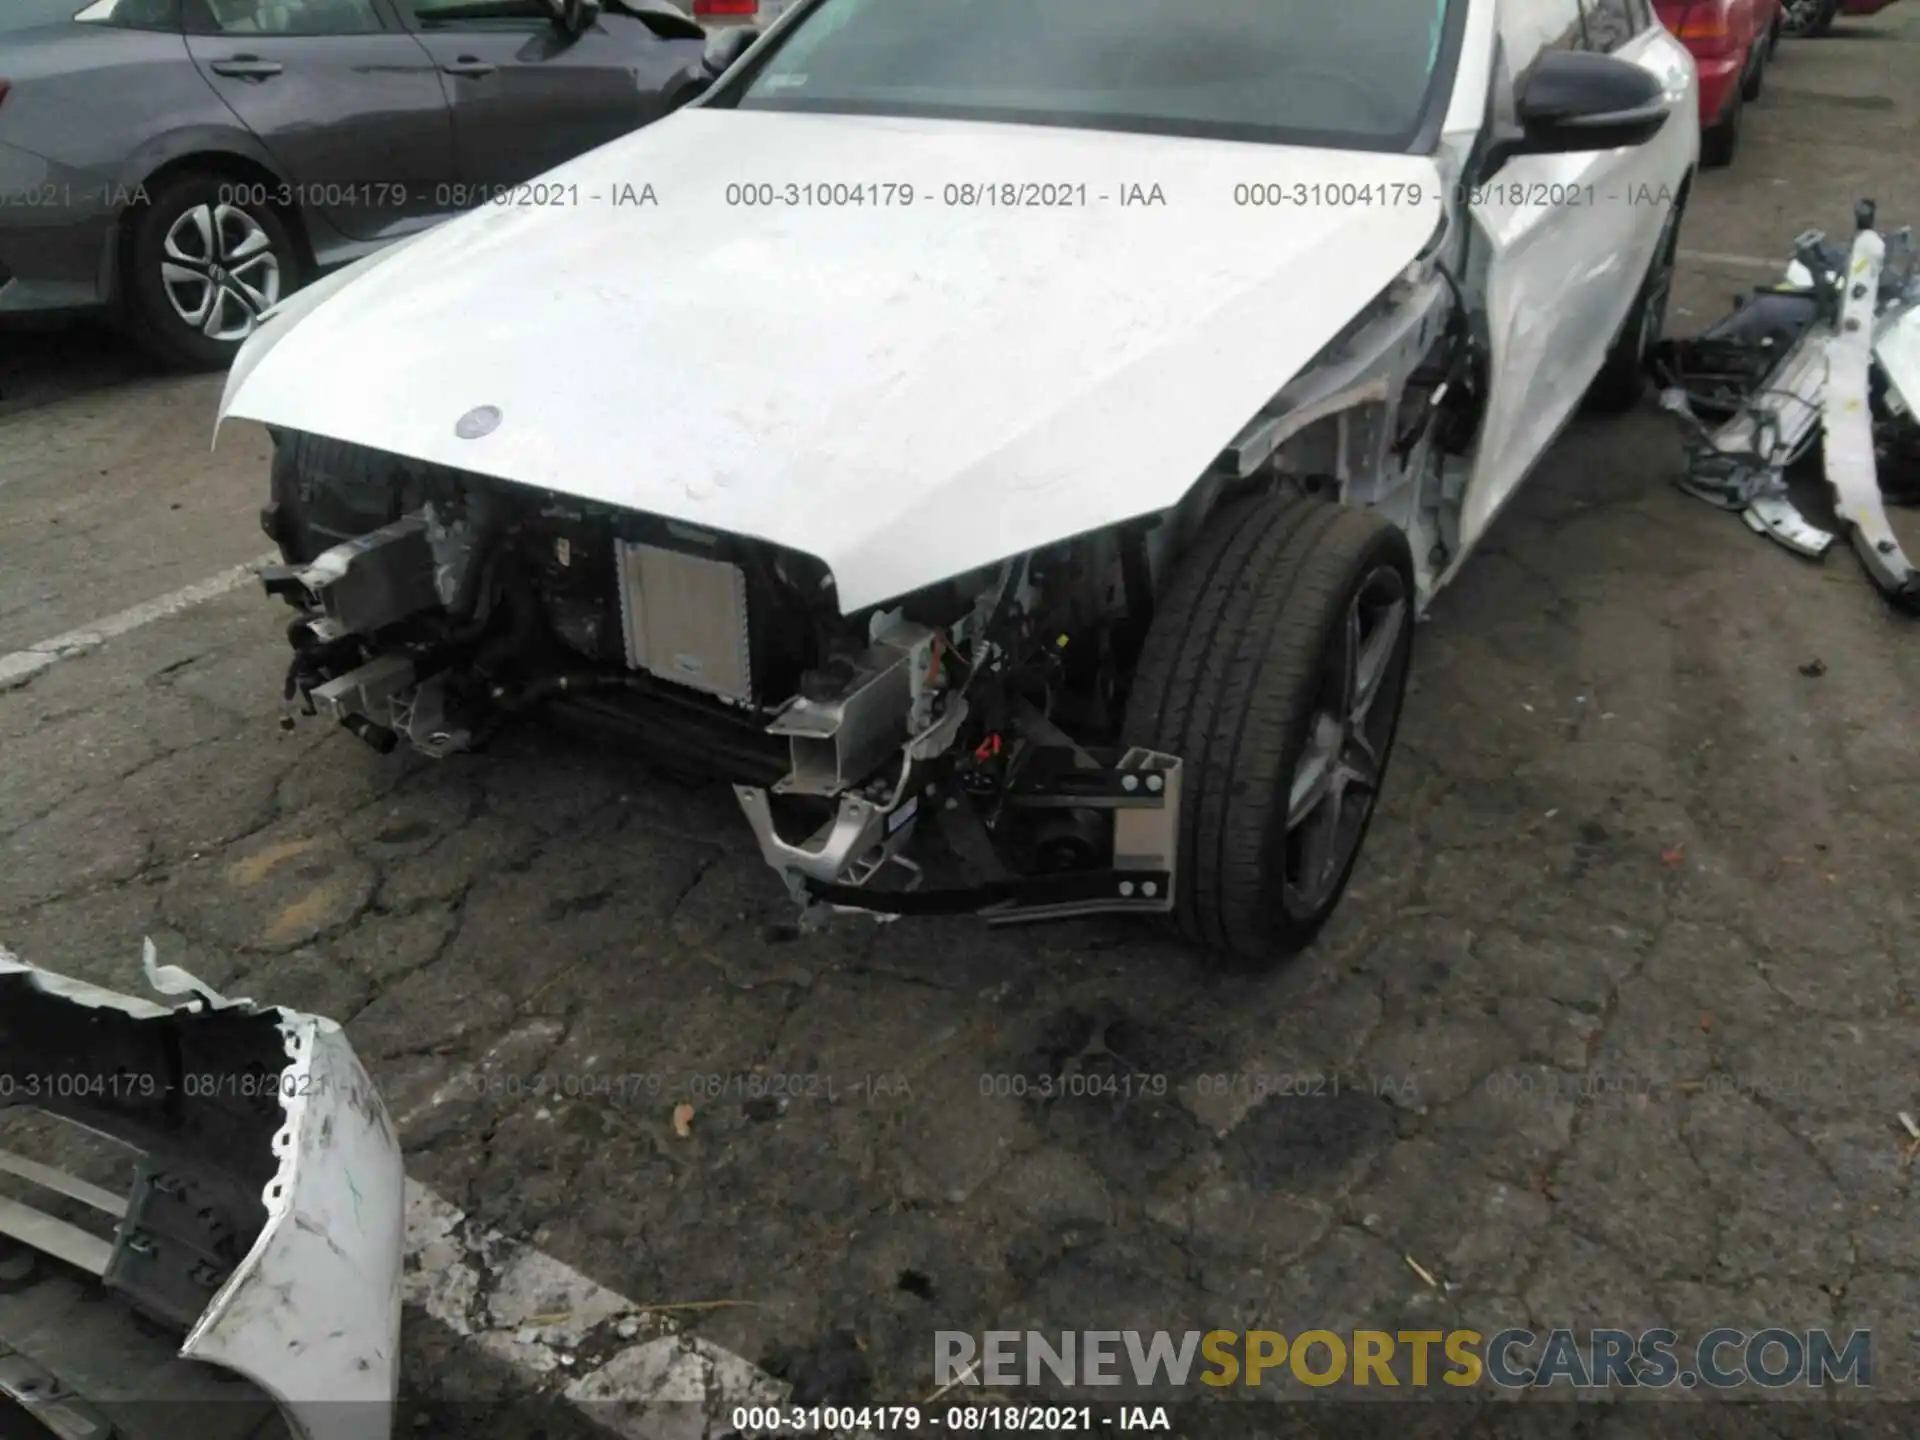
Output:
(0, 0), (716, 368)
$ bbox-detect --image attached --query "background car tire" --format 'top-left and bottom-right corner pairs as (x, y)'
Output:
(123, 171), (301, 371)
(1121, 491), (1416, 968)
(1586, 187), (1686, 412)
(1785, 0), (1838, 34)
(1700, 85), (1743, 168)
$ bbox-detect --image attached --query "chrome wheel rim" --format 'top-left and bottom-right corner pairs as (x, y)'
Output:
(161, 203), (281, 343)
(1282, 564), (1411, 915)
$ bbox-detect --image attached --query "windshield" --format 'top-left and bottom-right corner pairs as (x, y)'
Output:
(724, 0), (1459, 150)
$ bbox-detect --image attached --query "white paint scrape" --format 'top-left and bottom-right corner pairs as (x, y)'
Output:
(402, 1181), (787, 1439)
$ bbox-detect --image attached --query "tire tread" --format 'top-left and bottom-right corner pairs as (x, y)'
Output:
(1123, 490), (1413, 963)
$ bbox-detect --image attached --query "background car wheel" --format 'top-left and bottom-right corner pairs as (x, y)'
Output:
(124, 171), (301, 371)
(1701, 85), (1743, 168)
(1783, 0), (1837, 33)
(1121, 492), (1416, 968)
(1586, 188), (1686, 412)
(1768, 10), (1784, 53)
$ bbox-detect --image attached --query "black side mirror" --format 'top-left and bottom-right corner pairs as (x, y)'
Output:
(702, 24), (760, 77)
(541, 0), (602, 37)
(1512, 50), (1670, 155)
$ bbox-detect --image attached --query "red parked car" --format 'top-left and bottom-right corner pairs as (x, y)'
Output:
(1655, 0), (1781, 167)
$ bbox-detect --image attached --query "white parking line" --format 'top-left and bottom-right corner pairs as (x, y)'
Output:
(0, 555), (278, 691)
(1676, 248), (1785, 272)
(403, 1179), (787, 1436)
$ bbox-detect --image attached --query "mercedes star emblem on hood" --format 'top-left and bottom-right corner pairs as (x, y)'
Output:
(456, 405), (502, 439)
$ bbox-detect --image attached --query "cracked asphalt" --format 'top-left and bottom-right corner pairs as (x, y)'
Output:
(3, 14), (1918, 1433)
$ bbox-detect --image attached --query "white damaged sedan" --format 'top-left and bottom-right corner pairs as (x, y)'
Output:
(220, 0), (1698, 966)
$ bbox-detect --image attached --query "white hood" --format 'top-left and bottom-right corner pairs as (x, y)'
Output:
(221, 109), (1442, 612)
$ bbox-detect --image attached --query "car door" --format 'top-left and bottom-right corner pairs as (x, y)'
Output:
(1457, 0), (1695, 554)
(182, 0), (457, 241)
(394, 0), (671, 190)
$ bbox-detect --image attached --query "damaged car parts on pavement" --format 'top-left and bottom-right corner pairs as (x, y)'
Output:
(220, 0), (1700, 966)
(1655, 199), (1920, 611)
(0, 941), (404, 1440)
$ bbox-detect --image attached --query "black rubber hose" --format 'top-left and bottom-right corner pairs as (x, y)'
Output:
(487, 671), (651, 714)
(474, 554), (543, 675)
(447, 532), (498, 623)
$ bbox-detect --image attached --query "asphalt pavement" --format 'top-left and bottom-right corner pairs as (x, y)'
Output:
(2, 13), (1918, 1435)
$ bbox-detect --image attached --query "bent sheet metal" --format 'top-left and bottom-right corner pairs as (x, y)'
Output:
(1655, 199), (1920, 611)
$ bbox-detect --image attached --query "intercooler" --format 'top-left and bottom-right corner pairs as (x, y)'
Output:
(512, 506), (765, 706)
(613, 539), (755, 704)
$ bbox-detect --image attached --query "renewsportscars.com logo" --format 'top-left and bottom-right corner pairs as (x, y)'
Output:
(934, 1328), (1872, 1391)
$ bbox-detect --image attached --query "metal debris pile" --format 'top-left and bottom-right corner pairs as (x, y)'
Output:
(1654, 199), (1920, 612)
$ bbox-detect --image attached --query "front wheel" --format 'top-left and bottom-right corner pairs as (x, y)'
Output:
(1121, 493), (1416, 967)
(123, 171), (301, 370)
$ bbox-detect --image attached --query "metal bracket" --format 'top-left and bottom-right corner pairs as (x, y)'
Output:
(294, 513), (438, 634)
(801, 867), (1174, 920)
(1002, 746), (1178, 808)
(735, 782), (919, 889)
(1662, 320), (1837, 558)
(102, 1160), (251, 1333)
(784, 750), (1183, 924)
(1825, 226), (1920, 610)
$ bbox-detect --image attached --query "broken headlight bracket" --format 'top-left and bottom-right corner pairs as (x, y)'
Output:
(739, 746), (1182, 927)
(1656, 199), (1920, 612)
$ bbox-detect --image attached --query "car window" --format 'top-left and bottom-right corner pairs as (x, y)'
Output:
(1497, 0), (1585, 72)
(719, 0), (1464, 153)
(1, 0), (99, 30)
(1581, 0), (1645, 51)
(184, 0), (384, 34)
(405, 0), (549, 26)
(72, 0), (182, 29)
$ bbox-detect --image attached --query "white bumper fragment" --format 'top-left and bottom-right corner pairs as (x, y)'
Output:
(0, 942), (403, 1440)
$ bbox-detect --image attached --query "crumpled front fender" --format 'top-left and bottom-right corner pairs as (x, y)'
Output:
(0, 943), (403, 1440)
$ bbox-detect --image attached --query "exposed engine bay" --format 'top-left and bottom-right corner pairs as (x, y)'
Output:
(262, 449), (1193, 926)
(255, 259), (1480, 931)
